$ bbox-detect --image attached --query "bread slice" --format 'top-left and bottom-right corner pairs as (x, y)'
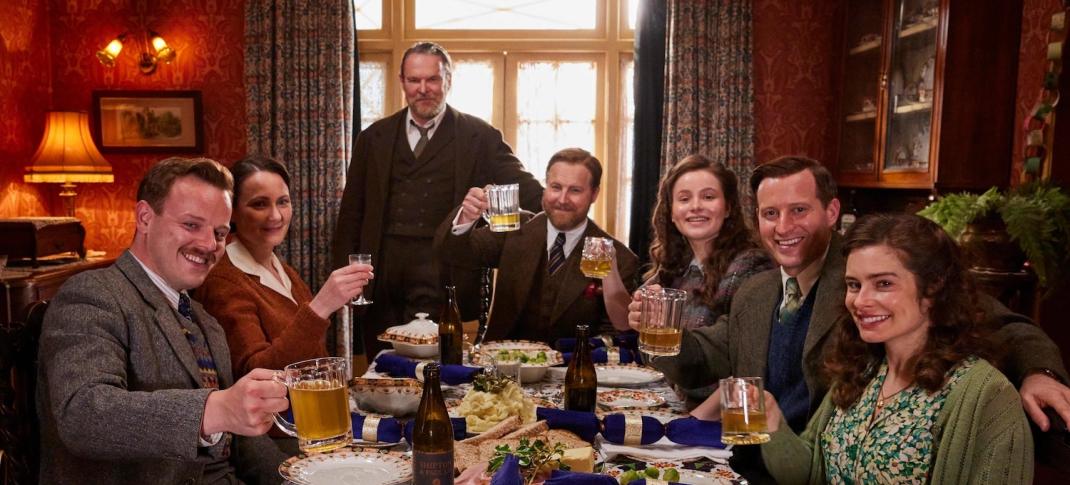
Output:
(454, 442), (483, 475)
(478, 438), (526, 462)
(459, 415), (521, 445)
(502, 420), (549, 439)
(544, 429), (589, 450)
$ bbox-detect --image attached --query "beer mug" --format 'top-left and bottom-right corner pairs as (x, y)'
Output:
(638, 287), (687, 356)
(719, 377), (770, 445)
(580, 237), (615, 279)
(482, 184), (521, 232)
(273, 357), (352, 453)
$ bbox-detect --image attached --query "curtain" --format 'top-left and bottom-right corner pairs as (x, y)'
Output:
(661, 0), (755, 200)
(629, 0), (668, 263)
(245, 0), (355, 290)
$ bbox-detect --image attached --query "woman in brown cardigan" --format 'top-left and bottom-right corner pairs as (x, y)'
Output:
(195, 155), (373, 376)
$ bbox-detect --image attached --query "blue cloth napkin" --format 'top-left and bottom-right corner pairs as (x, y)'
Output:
(544, 469), (617, 485)
(601, 414), (665, 445)
(491, 454), (523, 485)
(555, 333), (638, 352)
(403, 417), (467, 444)
(352, 414), (402, 443)
(664, 416), (725, 448)
(562, 346), (636, 365)
(374, 353), (483, 385)
(536, 407), (601, 442)
(631, 480), (684, 485)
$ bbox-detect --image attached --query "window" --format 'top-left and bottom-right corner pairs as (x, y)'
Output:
(355, 0), (635, 240)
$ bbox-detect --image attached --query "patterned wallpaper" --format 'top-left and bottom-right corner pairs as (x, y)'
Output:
(0, 0), (247, 256)
(752, 0), (844, 165)
(1012, 0), (1065, 185)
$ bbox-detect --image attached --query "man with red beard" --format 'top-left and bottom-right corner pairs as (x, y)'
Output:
(36, 158), (288, 484)
(645, 156), (1070, 483)
(333, 41), (543, 356)
(436, 148), (639, 342)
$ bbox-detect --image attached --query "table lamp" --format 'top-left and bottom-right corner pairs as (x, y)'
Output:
(23, 111), (114, 217)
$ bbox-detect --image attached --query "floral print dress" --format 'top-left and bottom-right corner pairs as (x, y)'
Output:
(819, 357), (977, 484)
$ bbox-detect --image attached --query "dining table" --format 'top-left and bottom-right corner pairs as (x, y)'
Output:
(279, 348), (747, 485)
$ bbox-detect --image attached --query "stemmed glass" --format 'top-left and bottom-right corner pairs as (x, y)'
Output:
(348, 253), (373, 305)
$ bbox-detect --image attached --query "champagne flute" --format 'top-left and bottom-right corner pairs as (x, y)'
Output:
(348, 253), (373, 305)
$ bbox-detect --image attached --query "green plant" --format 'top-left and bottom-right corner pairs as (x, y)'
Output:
(918, 182), (1070, 288)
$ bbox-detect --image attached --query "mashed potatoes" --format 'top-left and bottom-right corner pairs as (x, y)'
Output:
(455, 380), (536, 432)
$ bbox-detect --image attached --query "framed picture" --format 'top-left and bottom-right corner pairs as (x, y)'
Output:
(91, 90), (203, 153)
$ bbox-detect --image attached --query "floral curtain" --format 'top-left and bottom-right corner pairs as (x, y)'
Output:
(245, 0), (354, 289)
(661, 0), (755, 195)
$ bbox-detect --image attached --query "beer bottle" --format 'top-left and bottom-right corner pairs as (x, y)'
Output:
(413, 363), (455, 485)
(564, 324), (598, 412)
(438, 285), (464, 365)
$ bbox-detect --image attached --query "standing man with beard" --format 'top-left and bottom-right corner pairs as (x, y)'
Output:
(333, 41), (543, 356)
(435, 148), (640, 342)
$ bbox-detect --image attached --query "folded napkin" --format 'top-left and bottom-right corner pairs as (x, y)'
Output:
(562, 346), (636, 365)
(544, 469), (617, 485)
(664, 417), (724, 448)
(491, 454), (523, 485)
(596, 435), (732, 461)
(536, 407), (601, 442)
(555, 333), (638, 352)
(601, 414), (665, 445)
(352, 414), (402, 443)
(404, 417), (468, 444)
(374, 353), (483, 385)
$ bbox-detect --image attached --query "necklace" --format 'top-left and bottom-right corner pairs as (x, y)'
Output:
(875, 382), (909, 412)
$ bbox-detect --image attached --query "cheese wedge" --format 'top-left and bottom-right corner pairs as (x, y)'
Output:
(560, 446), (594, 473)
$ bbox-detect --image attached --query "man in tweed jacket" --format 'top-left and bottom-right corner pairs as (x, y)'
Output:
(36, 158), (288, 484)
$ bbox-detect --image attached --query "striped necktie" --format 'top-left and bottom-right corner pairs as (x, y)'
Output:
(178, 292), (220, 389)
(411, 120), (434, 158)
(547, 232), (566, 276)
(778, 277), (803, 325)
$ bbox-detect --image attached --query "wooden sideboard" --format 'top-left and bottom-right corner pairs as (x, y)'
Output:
(1, 256), (116, 327)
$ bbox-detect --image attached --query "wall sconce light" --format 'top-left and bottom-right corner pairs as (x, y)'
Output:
(24, 112), (114, 218)
(95, 30), (177, 74)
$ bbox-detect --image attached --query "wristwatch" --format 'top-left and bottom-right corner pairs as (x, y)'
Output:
(1026, 367), (1065, 384)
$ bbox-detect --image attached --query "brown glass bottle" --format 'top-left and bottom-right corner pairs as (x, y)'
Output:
(564, 324), (598, 412)
(413, 363), (455, 485)
(438, 285), (464, 365)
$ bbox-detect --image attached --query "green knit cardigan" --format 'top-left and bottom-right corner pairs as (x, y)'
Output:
(761, 359), (1034, 484)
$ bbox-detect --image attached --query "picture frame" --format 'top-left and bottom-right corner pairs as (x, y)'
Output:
(91, 90), (203, 153)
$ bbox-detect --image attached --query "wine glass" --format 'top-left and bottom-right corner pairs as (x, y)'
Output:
(348, 253), (373, 305)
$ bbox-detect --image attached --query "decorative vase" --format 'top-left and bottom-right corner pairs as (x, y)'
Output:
(959, 215), (1026, 273)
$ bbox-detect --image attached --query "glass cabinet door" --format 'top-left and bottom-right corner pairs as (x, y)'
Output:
(836, 0), (885, 175)
(882, 0), (939, 173)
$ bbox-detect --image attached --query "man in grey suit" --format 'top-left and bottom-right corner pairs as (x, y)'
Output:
(37, 158), (289, 484)
(436, 148), (640, 343)
(332, 41), (543, 356)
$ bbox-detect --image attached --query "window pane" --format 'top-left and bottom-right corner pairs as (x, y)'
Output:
(415, 0), (596, 30)
(515, 60), (597, 184)
(616, 59), (635, 242)
(448, 60), (496, 124)
(627, 0), (639, 30)
(354, 0), (382, 30)
(359, 60), (386, 130)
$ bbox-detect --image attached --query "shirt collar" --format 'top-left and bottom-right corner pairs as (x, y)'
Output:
(226, 239), (295, 303)
(779, 242), (830, 300)
(406, 106), (447, 135)
(546, 218), (589, 258)
(128, 251), (181, 310)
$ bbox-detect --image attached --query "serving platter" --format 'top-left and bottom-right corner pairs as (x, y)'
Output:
(479, 340), (553, 352)
(603, 457), (743, 485)
(595, 365), (664, 388)
(278, 448), (411, 485)
(598, 389), (666, 410)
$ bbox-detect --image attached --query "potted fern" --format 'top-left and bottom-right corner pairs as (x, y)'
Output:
(918, 182), (1070, 289)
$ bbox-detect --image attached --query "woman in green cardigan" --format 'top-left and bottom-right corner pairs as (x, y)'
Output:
(696, 213), (1033, 483)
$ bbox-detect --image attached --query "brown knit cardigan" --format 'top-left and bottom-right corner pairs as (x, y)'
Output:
(194, 253), (330, 376)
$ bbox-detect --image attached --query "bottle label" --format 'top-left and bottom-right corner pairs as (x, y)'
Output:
(413, 450), (455, 485)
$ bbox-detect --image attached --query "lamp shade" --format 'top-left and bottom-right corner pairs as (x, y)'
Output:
(24, 111), (114, 184)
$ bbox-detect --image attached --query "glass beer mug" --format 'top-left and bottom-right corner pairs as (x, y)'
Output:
(482, 184), (521, 232)
(273, 357), (353, 453)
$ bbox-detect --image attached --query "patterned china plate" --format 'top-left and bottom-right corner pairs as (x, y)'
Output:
(480, 340), (553, 352)
(596, 365), (665, 388)
(598, 389), (666, 410)
(278, 448), (411, 485)
(603, 457), (743, 485)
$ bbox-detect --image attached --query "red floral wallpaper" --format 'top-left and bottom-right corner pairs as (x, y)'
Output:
(1, 0), (247, 256)
(1012, 0), (1065, 185)
(753, 0), (844, 165)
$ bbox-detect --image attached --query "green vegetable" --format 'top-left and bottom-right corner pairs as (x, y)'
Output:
(487, 438), (569, 485)
(644, 467), (659, 479)
(662, 468), (680, 482)
(619, 470), (640, 485)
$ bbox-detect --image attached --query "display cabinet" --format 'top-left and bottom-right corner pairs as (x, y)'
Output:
(835, 0), (1023, 191)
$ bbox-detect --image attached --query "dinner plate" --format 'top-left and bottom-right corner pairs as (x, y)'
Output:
(598, 389), (666, 410)
(480, 340), (552, 352)
(350, 439), (401, 449)
(596, 365), (664, 388)
(603, 458), (743, 485)
(278, 448), (411, 485)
